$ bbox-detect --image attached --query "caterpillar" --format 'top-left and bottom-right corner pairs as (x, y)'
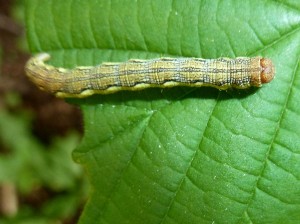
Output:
(25, 53), (275, 98)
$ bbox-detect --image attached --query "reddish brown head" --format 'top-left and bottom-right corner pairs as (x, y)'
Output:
(260, 58), (275, 84)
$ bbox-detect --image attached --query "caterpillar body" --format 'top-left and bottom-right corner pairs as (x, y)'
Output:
(25, 53), (275, 98)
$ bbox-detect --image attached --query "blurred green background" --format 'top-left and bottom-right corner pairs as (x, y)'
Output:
(0, 1), (88, 223)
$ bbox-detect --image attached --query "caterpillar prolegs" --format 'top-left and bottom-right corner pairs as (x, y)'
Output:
(25, 53), (275, 98)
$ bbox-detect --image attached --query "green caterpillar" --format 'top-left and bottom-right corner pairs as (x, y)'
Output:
(25, 53), (275, 98)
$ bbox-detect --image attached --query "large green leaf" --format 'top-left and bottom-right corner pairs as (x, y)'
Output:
(25, 0), (300, 223)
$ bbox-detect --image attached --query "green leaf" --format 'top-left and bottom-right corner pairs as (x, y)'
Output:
(25, 0), (300, 223)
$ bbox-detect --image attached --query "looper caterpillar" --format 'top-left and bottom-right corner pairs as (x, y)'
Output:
(25, 53), (275, 98)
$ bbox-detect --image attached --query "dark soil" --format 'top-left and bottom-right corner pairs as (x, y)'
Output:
(0, 0), (83, 143)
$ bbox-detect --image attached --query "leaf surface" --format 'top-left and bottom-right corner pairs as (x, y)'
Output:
(25, 0), (300, 223)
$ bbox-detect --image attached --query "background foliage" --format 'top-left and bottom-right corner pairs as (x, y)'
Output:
(0, 0), (87, 223)
(25, 0), (300, 223)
